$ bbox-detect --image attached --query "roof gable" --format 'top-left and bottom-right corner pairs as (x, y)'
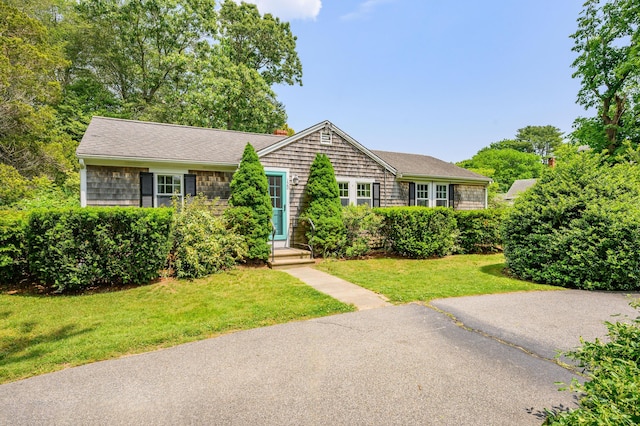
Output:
(76, 116), (286, 166)
(257, 120), (397, 174)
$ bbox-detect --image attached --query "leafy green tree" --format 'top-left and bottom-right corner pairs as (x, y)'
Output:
(300, 154), (346, 256)
(570, 0), (640, 154)
(488, 139), (535, 153)
(0, 2), (71, 178)
(457, 149), (544, 192)
(218, 0), (303, 86)
(225, 143), (272, 262)
(515, 125), (563, 158)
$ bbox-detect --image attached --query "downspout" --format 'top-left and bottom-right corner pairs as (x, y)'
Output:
(79, 159), (87, 207)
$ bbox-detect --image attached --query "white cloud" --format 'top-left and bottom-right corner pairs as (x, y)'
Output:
(341, 0), (394, 21)
(239, 0), (322, 21)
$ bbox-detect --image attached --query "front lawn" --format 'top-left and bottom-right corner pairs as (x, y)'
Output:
(316, 253), (561, 303)
(0, 269), (353, 384)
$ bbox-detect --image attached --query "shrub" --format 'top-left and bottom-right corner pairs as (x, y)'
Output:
(502, 151), (640, 290)
(0, 211), (28, 283)
(544, 300), (640, 425)
(454, 209), (505, 254)
(27, 207), (173, 292)
(300, 154), (346, 256)
(225, 143), (272, 262)
(342, 204), (383, 258)
(170, 196), (246, 278)
(376, 207), (457, 258)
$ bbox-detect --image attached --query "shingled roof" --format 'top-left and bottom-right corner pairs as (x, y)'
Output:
(372, 150), (491, 182)
(77, 116), (286, 166)
(504, 178), (537, 201)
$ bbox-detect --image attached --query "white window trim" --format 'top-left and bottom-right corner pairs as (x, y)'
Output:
(412, 181), (451, 207)
(150, 168), (188, 207)
(336, 177), (374, 206)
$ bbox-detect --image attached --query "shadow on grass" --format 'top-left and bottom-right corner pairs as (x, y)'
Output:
(0, 323), (94, 367)
(479, 263), (508, 278)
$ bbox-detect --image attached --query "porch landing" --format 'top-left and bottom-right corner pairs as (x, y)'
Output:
(267, 248), (315, 269)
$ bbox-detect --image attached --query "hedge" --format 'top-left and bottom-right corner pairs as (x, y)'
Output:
(453, 209), (505, 254)
(27, 207), (173, 292)
(0, 211), (28, 283)
(376, 207), (457, 258)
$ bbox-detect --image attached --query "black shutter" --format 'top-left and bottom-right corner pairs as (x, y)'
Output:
(408, 182), (416, 206)
(140, 172), (154, 207)
(184, 174), (196, 197)
(449, 184), (456, 209)
(372, 182), (380, 208)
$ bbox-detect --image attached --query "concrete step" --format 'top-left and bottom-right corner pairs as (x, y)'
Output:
(268, 248), (314, 269)
(268, 258), (316, 270)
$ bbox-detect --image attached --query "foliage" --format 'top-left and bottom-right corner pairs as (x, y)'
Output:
(0, 269), (354, 384)
(317, 254), (559, 304)
(454, 209), (505, 254)
(170, 195), (246, 278)
(515, 125), (564, 159)
(502, 150), (640, 290)
(544, 300), (640, 425)
(488, 138), (535, 153)
(218, 0), (303, 86)
(26, 207), (173, 292)
(570, 0), (640, 154)
(0, 211), (28, 283)
(342, 205), (383, 258)
(0, 2), (72, 179)
(457, 148), (544, 192)
(376, 207), (457, 259)
(0, 164), (30, 206)
(225, 143), (272, 262)
(300, 154), (346, 256)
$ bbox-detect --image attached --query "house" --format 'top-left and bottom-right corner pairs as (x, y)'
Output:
(504, 178), (537, 203)
(77, 117), (491, 247)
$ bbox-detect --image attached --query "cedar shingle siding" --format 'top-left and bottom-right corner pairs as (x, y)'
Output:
(189, 170), (233, 200)
(86, 165), (147, 206)
(453, 185), (486, 210)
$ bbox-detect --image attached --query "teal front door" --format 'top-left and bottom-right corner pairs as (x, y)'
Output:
(267, 172), (287, 240)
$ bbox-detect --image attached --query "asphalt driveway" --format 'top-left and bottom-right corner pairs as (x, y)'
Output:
(0, 290), (637, 425)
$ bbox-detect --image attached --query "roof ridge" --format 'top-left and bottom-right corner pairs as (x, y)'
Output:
(90, 116), (286, 139)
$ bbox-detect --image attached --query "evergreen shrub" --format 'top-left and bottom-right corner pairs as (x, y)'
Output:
(376, 207), (457, 258)
(225, 143), (272, 262)
(454, 209), (505, 254)
(27, 207), (173, 292)
(170, 196), (246, 278)
(502, 151), (640, 290)
(0, 211), (28, 283)
(300, 154), (346, 256)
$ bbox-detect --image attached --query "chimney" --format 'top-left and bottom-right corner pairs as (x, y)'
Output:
(548, 157), (556, 168)
(273, 129), (288, 136)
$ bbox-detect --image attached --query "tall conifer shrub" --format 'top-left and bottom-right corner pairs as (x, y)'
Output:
(225, 143), (272, 262)
(300, 154), (345, 256)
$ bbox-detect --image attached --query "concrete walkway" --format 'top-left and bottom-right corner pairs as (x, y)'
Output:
(283, 267), (392, 310)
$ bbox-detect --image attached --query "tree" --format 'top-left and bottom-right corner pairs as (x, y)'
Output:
(218, 0), (303, 86)
(225, 143), (272, 262)
(515, 125), (563, 158)
(0, 2), (73, 179)
(300, 154), (345, 256)
(457, 149), (544, 193)
(570, 0), (640, 154)
(487, 139), (535, 153)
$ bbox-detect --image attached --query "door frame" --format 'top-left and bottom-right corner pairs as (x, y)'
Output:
(265, 169), (288, 243)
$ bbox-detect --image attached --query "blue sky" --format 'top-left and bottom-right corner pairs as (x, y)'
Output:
(244, 0), (589, 163)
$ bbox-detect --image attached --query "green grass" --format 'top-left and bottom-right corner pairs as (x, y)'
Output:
(0, 269), (354, 384)
(316, 253), (561, 303)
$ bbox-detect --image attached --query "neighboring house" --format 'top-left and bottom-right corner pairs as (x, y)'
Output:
(77, 117), (491, 247)
(504, 178), (537, 203)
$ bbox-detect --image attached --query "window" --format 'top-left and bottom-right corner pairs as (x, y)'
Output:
(338, 182), (350, 206)
(157, 174), (182, 206)
(356, 183), (371, 206)
(416, 184), (429, 206)
(320, 130), (332, 145)
(435, 184), (448, 207)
